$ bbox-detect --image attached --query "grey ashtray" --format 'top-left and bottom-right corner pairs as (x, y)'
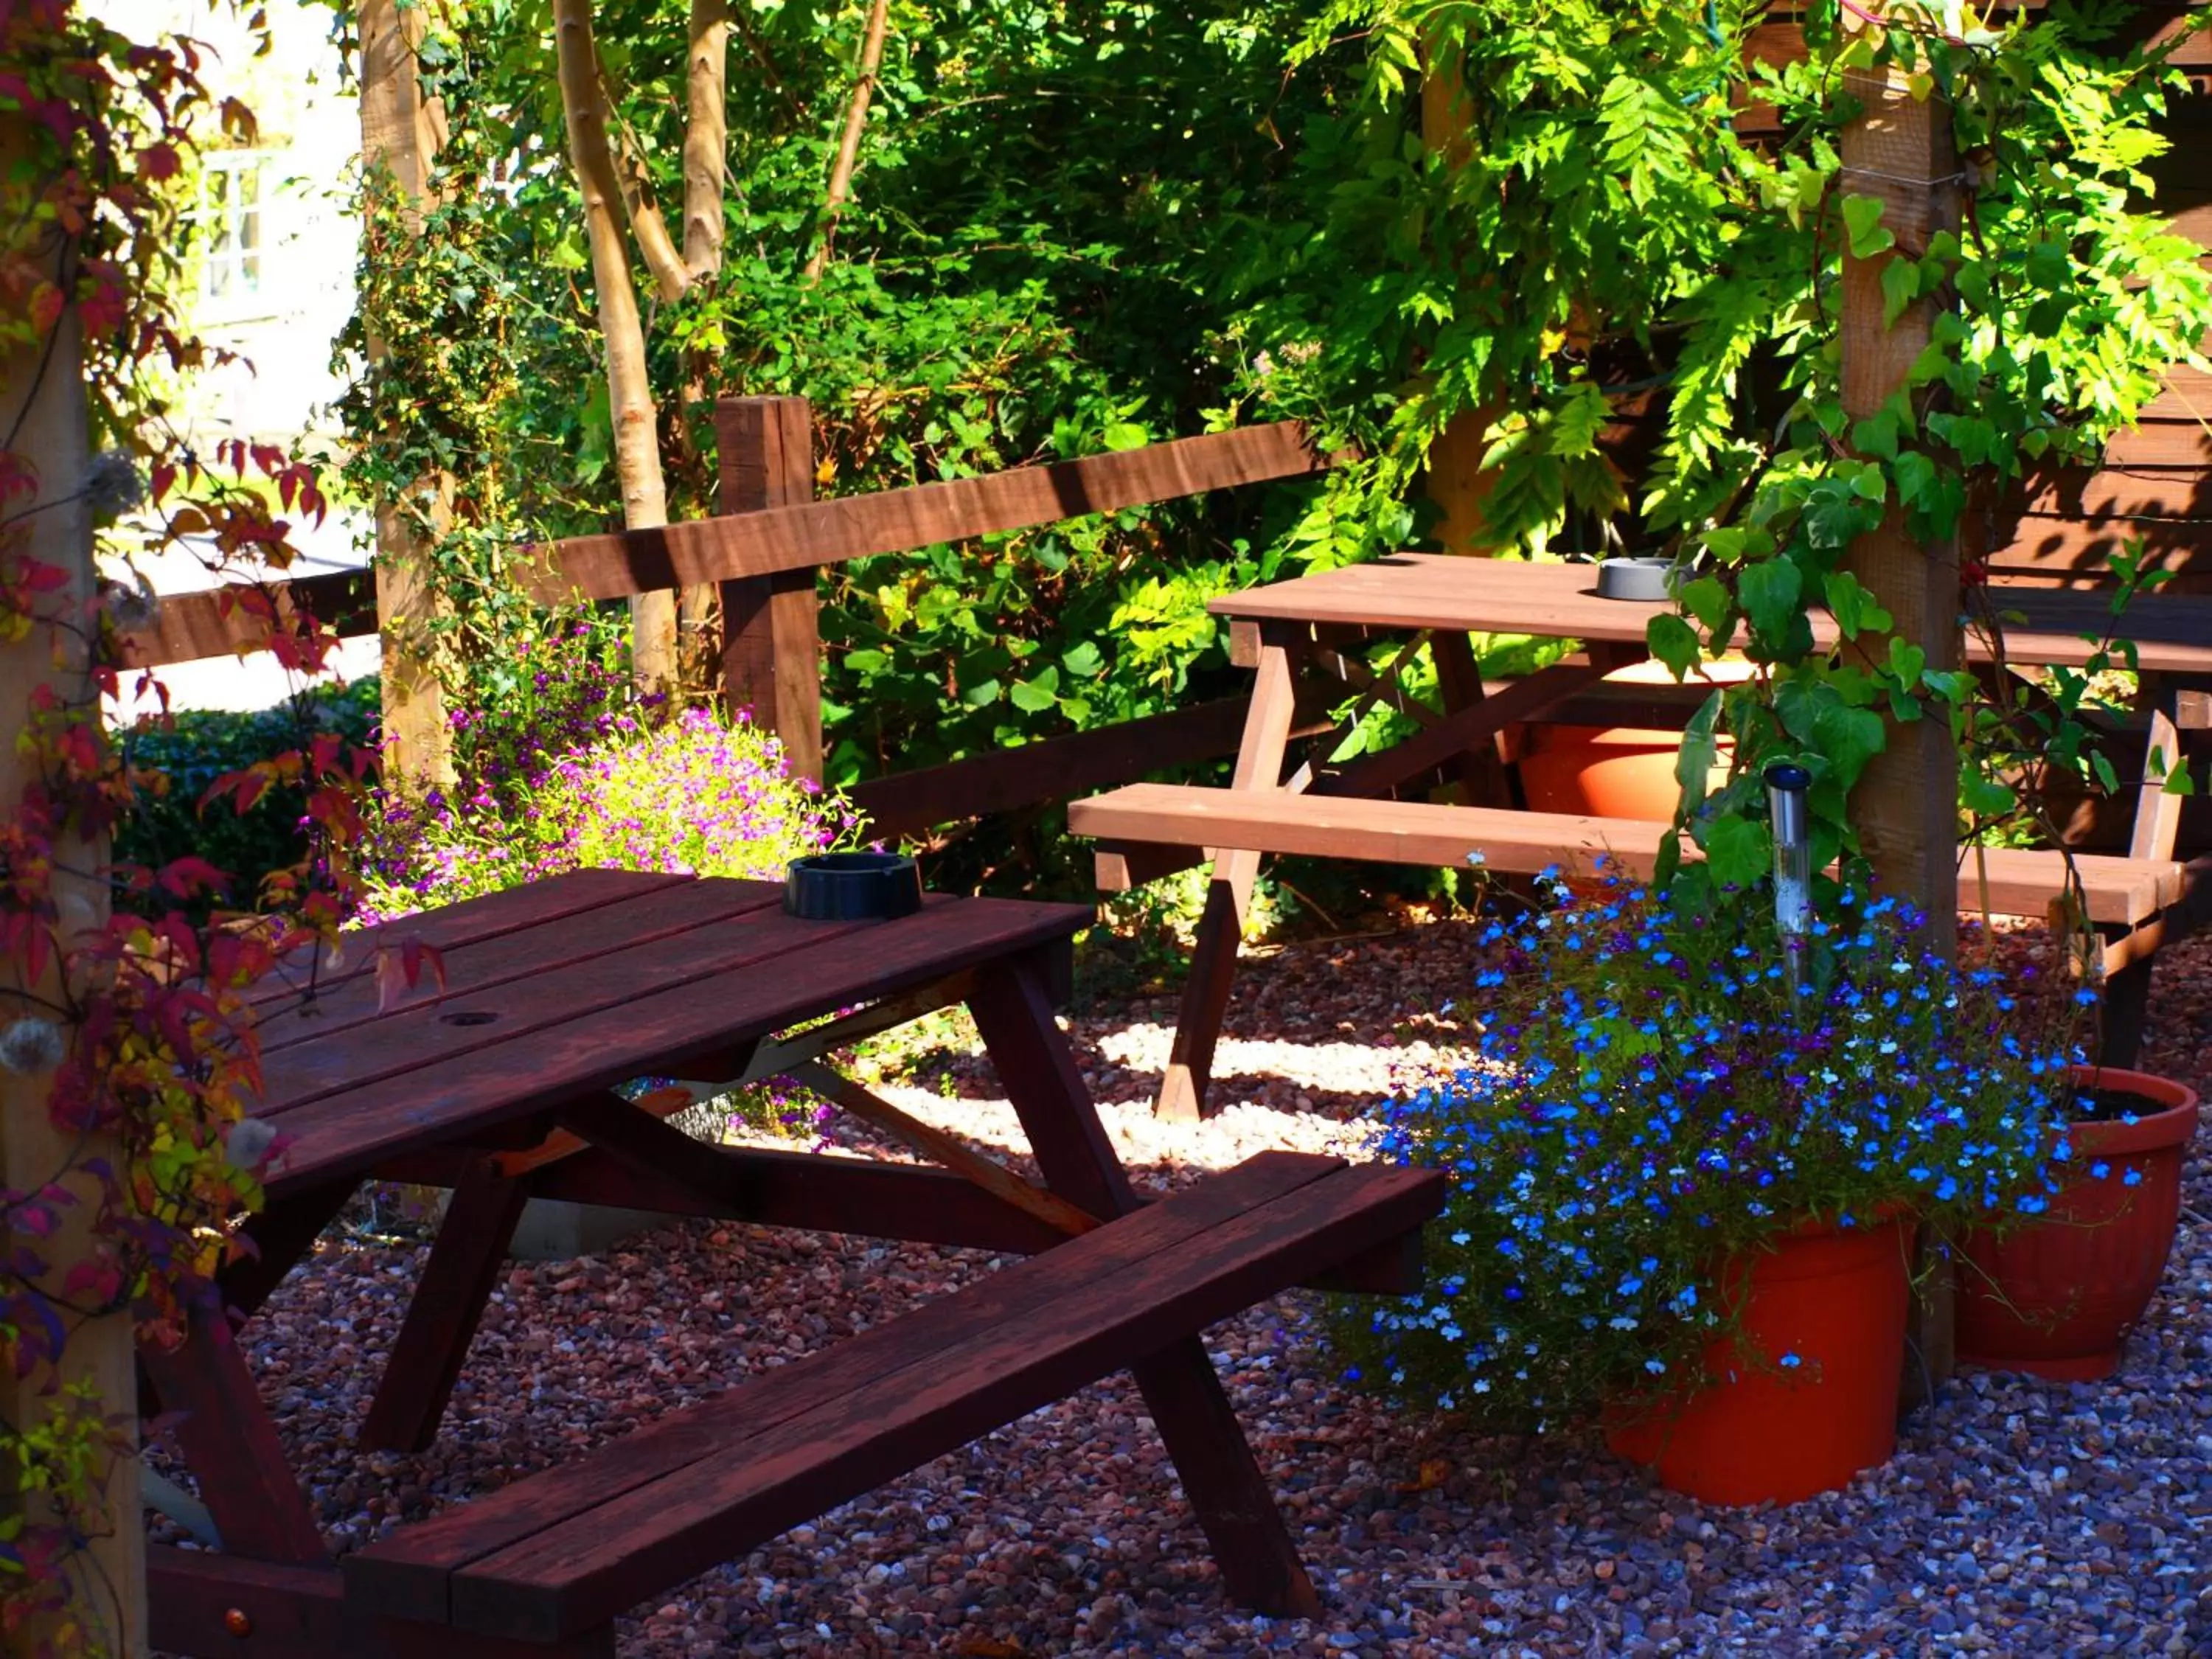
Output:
(784, 852), (922, 921)
(1596, 557), (1674, 602)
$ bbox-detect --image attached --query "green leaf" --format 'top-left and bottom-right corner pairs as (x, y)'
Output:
(1892, 450), (1936, 508)
(1646, 613), (1702, 680)
(1851, 410), (1899, 461)
(1887, 637), (1927, 688)
(1654, 829), (1683, 890)
(1841, 195), (1895, 259)
(1823, 570), (1891, 640)
(1102, 422), (1150, 452)
(961, 678), (1003, 709)
(1704, 814), (1773, 891)
(1009, 668), (1060, 713)
(1961, 772), (2017, 816)
(1674, 689), (1725, 820)
(1678, 575), (1733, 634)
(1061, 640), (1105, 678)
(1739, 559), (1803, 640)
(1880, 257), (1920, 326)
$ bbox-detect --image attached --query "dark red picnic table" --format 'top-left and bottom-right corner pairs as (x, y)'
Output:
(146, 869), (1441, 1657)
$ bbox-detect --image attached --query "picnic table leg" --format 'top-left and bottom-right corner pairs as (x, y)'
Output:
(1157, 627), (1303, 1122)
(220, 1180), (358, 1325)
(139, 1301), (328, 1565)
(2098, 948), (2154, 1070)
(359, 1159), (530, 1453)
(1429, 628), (1517, 810)
(967, 956), (1320, 1617)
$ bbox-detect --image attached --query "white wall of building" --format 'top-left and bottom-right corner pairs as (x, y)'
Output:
(100, 0), (379, 712)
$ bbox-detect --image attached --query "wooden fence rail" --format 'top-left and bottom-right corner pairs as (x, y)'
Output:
(116, 408), (1342, 839)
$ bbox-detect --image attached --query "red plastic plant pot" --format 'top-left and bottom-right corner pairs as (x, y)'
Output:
(1956, 1065), (2201, 1382)
(1606, 1206), (1913, 1506)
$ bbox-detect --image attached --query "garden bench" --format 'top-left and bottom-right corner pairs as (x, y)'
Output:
(145, 870), (1446, 1658)
(1069, 556), (2212, 1116)
(344, 1150), (1438, 1649)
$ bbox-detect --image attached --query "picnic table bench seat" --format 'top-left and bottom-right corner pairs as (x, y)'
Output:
(1070, 781), (2188, 926)
(1070, 780), (2211, 1074)
(345, 1150), (1443, 1650)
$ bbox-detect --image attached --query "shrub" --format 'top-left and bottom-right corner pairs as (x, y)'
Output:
(1330, 877), (2079, 1430)
(113, 678), (381, 918)
(362, 703), (865, 923)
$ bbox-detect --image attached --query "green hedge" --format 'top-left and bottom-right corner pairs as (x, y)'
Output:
(113, 679), (382, 917)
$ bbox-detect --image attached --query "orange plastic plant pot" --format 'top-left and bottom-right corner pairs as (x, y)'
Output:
(1517, 658), (1749, 822)
(1956, 1066), (2200, 1382)
(1605, 1206), (1913, 1506)
(1519, 725), (1734, 821)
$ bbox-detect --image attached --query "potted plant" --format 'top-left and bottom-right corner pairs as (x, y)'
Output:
(1955, 1064), (2202, 1380)
(1329, 875), (2076, 1506)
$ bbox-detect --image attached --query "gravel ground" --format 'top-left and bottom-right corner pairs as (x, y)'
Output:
(156, 922), (2212, 1657)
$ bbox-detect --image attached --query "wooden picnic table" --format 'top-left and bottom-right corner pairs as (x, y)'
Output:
(146, 869), (1442, 1656)
(1071, 554), (2212, 1118)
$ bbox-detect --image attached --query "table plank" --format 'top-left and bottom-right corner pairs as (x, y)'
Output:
(262, 897), (1091, 1193)
(245, 869), (692, 1009)
(254, 883), (869, 1114)
(252, 878), (782, 1057)
(1209, 555), (2212, 675)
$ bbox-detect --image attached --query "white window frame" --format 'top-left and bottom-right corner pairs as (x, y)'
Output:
(195, 150), (278, 315)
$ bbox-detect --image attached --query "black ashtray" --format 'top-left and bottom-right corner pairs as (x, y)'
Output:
(784, 852), (922, 920)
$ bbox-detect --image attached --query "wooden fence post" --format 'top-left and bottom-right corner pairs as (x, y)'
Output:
(360, 0), (456, 793)
(0, 156), (145, 1652)
(714, 397), (823, 782)
(1837, 48), (1964, 1405)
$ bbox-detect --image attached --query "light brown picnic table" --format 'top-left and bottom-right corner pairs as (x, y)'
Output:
(1071, 554), (2212, 1119)
(1209, 553), (2212, 675)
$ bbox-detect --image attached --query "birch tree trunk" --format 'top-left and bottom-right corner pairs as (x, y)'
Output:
(684, 0), (729, 281)
(359, 0), (456, 792)
(675, 0), (731, 688)
(0, 125), (143, 1654)
(553, 0), (680, 698)
(803, 0), (892, 279)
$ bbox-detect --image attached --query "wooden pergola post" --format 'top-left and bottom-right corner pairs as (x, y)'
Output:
(1837, 48), (1964, 1402)
(360, 0), (456, 794)
(1837, 57), (1962, 949)
(0, 130), (145, 1652)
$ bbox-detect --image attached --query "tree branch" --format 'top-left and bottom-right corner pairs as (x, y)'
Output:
(596, 47), (692, 302)
(552, 0), (679, 694)
(803, 0), (892, 280)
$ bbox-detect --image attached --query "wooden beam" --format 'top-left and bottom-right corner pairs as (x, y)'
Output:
(1837, 52), (1963, 955)
(360, 0), (455, 792)
(847, 695), (1259, 840)
(0, 150), (146, 1652)
(716, 397), (822, 782)
(114, 566), (378, 671)
(524, 422), (1340, 604)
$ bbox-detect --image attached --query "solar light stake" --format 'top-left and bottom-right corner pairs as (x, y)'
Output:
(1766, 762), (1813, 997)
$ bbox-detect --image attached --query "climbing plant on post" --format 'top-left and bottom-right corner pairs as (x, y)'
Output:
(1836, 27), (1963, 959)
(0, 111), (142, 1655)
(359, 0), (456, 795)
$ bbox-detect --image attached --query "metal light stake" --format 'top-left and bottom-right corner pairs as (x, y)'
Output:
(1766, 762), (1813, 998)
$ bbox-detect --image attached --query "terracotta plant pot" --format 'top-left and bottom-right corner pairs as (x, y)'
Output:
(1956, 1065), (2201, 1381)
(1605, 1206), (1912, 1506)
(1517, 658), (1748, 822)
